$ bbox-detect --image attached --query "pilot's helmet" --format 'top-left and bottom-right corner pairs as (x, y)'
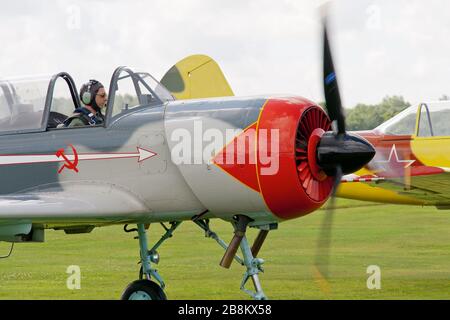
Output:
(80, 79), (105, 111)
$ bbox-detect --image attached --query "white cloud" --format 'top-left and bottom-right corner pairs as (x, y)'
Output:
(0, 0), (449, 107)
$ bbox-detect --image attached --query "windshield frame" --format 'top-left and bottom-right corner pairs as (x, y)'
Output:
(43, 72), (81, 130)
(105, 66), (174, 126)
(374, 104), (420, 136)
(416, 101), (450, 138)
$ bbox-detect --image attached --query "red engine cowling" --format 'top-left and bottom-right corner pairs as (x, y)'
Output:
(257, 97), (334, 220)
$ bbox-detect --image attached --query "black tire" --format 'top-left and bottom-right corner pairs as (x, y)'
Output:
(121, 280), (167, 300)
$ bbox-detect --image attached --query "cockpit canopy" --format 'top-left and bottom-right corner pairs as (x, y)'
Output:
(0, 67), (174, 134)
(0, 75), (50, 133)
(375, 101), (450, 137)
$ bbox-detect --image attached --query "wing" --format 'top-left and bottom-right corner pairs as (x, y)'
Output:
(0, 183), (152, 236)
(339, 167), (450, 207)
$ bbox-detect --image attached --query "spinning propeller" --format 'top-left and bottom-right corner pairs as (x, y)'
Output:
(312, 10), (376, 291)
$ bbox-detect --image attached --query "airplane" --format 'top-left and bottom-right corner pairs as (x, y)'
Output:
(0, 17), (377, 300)
(336, 101), (450, 208)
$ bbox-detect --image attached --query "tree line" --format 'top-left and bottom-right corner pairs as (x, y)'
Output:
(320, 95), (449, 131)
(344, 95), (410, 131)
(319, 94), (442, 131)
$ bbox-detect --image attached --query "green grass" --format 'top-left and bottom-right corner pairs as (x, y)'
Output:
(0, 199), (449, 300)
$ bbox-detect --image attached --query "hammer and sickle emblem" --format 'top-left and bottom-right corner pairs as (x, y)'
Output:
(56, 144), (79, 174)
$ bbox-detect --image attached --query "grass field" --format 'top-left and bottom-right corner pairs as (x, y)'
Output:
(0, 199), (449, 300)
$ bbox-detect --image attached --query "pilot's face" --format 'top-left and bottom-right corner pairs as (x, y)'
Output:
(95, 87), (108, 109)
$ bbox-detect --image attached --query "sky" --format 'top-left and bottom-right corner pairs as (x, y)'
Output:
(0, 0), (449, 108)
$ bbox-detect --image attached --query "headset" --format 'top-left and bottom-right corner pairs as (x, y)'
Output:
(81, 79), (99, 105)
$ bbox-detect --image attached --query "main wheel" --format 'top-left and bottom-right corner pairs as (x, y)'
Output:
(121, 280), (167, 300)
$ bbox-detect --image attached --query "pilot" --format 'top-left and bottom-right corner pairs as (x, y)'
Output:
(63, 79), (107, 127)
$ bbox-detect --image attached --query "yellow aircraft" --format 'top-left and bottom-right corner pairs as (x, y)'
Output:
(338, 101), (450, 208)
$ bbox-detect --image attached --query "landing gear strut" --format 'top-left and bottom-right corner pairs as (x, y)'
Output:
(121, 218), (275, 300)
(121, 222), (181, 300)
(220, 215), (277, 300)
(193, 218), (244, 266)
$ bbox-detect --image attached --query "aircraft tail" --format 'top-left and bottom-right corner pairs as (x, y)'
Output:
(161, 54), (234, 100)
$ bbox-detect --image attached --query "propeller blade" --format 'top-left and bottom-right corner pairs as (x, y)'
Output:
(312, 5), (376, 295)
(313, 165), (342, 293)
(323, 17), (346, 135)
